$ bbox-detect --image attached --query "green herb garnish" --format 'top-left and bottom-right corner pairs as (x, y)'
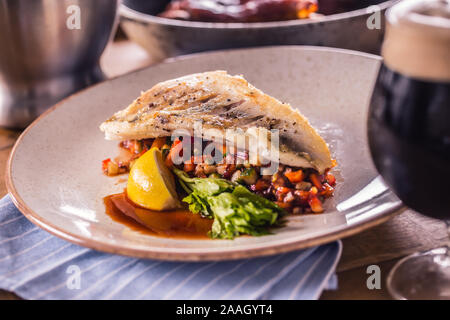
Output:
(173, 169), (285, 239)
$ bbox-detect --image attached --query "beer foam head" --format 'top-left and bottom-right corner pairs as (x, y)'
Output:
(382, 0), (450, 81)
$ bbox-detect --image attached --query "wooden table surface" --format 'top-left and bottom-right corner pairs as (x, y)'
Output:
(0, 41), (447, 300)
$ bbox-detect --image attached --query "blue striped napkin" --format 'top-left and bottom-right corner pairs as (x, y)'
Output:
(0, 195), (341, 300)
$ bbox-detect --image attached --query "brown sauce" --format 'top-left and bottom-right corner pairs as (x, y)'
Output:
(104, 193), (213, 239)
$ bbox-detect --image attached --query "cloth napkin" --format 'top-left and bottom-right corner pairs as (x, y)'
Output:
(0, 195), (341, 300)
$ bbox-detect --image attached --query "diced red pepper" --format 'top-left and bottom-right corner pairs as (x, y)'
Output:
(252, 179), (270, 192)
(102, 158), (120, 176)
(123, 140), (142, 154)
(276, 187), (291, 195)
(326, 172), (336, 186)
(271, 172), (289, 189)
(284, 169), (304, 183)
(276, 187), (293, 202)
(222, 164), (237, 179)
(309, 173), (323, 190)
(283, 192), (295, 203)
(184, 162), (195, 172)
(165, 139), (182, 168)
(275, 201), (292, 209)
(294, 190), (309, 202)
(102, 158), (112, 174)
(308, 196), (323, 213)
(320, 183), (335, 197)
(309, 186), (319, 195)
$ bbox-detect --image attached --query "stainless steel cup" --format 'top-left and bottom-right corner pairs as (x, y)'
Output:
(0, 0), (119, 128)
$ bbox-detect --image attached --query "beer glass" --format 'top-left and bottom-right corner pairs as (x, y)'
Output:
(368, 0), (450, 299)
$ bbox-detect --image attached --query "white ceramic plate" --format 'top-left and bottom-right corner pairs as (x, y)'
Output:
(7, 46), (403, 261)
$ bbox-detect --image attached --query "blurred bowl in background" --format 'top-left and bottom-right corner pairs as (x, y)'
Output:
(0, 0), (119, 128)
(120, 0), (396, 62)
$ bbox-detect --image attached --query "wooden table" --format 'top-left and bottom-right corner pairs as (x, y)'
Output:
(0, 41), (447, 300)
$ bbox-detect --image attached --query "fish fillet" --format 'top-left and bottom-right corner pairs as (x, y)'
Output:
(100, 71), (333, 173)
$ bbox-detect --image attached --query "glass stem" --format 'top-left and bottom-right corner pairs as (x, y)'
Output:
(446, 219), (450, 256)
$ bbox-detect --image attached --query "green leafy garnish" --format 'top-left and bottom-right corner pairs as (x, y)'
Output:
(173, 169), (285, 239)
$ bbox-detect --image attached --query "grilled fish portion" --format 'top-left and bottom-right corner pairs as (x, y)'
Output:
(100, 71), (333, 173)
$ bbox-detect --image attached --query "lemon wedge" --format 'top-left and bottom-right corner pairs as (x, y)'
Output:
(127, 147), (180, 211)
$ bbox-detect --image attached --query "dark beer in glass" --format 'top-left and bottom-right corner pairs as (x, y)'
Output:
(368, 0), (450, 299)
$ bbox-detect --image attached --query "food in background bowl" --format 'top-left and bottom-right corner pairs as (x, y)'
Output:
(159, 0), (319, 22)
(100, 71), (337, 240)
(120, 0), (395, 61)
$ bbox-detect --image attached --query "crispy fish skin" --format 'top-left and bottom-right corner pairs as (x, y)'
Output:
(100, 71), (333, 173)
